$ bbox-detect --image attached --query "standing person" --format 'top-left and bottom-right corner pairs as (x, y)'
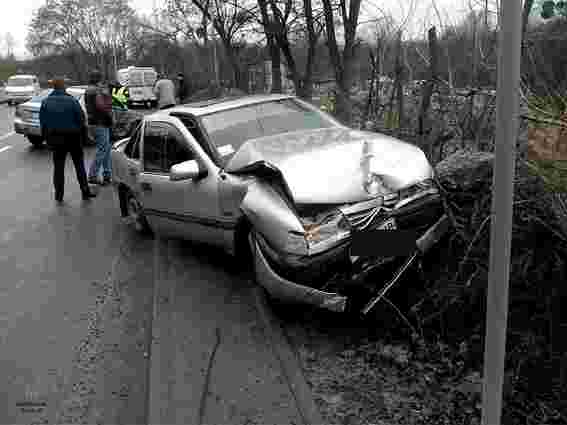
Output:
(176, 73), (188, 104)
(111, 81), (128, 110)
(39, 77), (96, 203)
(85, 69), (114, 186)
(154, 73), (176, 109)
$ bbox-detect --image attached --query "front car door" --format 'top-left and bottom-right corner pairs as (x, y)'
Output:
(138, 118), (229, 246)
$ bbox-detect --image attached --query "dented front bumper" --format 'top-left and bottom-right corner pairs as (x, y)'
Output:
(251, 214), (451, 314)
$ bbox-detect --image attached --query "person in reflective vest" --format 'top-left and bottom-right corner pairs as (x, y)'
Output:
(111, 82), (128, 109)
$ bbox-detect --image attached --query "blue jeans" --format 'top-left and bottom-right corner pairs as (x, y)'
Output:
(88, 127), (112, 179)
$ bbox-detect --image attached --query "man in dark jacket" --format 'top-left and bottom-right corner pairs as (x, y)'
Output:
(39, 77), (96, 203)
(176, 73), (188, 104)
(85, 69), (114, 185)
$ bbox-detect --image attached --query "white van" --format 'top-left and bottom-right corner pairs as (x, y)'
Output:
(5, 74), (41, 105)
(117, 66), (157, 108)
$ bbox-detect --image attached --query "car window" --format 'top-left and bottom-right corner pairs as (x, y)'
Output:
(200, 99), (336, 159)
(143, 123), (166, 173)
(163, 124), (194, 170)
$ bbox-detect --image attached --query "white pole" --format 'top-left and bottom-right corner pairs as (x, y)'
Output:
(481, 0), (522, 424)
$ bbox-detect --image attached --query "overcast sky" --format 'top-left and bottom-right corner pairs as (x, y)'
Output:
(3, 0), (492, 59)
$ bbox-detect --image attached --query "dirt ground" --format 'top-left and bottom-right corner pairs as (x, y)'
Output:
(279, 299), (483, 425)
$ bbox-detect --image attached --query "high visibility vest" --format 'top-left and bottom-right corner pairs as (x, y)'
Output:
(112, 87), (128, 108)
(117, 86), (128, 101)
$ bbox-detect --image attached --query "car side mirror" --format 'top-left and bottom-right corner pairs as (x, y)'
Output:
(169, 159), (206, 181)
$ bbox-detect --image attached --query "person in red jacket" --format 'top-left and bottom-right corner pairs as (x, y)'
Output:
(85, 69), (114, 185)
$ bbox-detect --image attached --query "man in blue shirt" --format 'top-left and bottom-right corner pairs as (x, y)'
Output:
(39, 77), (96, 203)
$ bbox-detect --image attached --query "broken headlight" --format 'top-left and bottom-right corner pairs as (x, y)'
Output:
(285, 210), (350, 256)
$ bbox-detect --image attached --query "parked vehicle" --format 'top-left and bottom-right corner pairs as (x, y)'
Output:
(14, 86), (143, 147)
(111, 94), (449, 314)
(117, 66), (157, 108)
(5, 74), (41, 105)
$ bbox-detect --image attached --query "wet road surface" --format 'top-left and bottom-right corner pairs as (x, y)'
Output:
(0, 103), (303, 424)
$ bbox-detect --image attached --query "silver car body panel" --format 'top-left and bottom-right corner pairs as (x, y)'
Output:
(135, 115), (234, 249)
(111, 96), (447, 313)
(250, 234), (348, 313)
(226, 127), (433, 204)
(240, 180), (304, 249)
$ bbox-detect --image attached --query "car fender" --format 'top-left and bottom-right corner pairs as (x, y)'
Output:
(240, 180), (304, 252)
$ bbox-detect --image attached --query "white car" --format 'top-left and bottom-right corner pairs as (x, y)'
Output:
(14, 86), (145, 147)
(111, 94), (449, 314)
(5, 74), (41, 105)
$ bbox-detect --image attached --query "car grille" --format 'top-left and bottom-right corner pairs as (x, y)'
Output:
(340, 185), (443, 233)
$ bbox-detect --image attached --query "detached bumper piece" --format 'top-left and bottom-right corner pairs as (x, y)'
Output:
(361, 214), (451, 315)
(250, 235), (348, 313)
(251, 214), (451, 315)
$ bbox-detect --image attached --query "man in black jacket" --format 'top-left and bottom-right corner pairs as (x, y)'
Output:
(85, 69), (114, 186)
(39, 77), (96, 203)
(176, 73), (188, 104)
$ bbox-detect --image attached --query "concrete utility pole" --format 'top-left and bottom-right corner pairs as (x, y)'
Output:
(481, 1), (522, 424)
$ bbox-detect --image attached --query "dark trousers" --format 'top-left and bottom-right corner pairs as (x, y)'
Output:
(49, 137), (90, 200)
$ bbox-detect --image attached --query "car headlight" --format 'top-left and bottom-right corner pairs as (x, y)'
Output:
(285, 210), (350, 256)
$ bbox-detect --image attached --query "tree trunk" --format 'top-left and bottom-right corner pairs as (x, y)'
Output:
(418, 27), (439, 155)
(521, 0), (534, 46)
(258, 0), (282, 93)
(300, 0), (317, 100)
(270, 41), (282, 93)
(321, 0), (361, 124)
(220, 37), (243, 91)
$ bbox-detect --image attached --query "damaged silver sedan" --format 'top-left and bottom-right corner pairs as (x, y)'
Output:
(111, 94), (450, 314)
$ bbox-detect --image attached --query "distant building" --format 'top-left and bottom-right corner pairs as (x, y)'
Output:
(249, 60), (293, 93)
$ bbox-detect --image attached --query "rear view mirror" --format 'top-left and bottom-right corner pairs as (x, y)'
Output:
(170, 159), (204, 181)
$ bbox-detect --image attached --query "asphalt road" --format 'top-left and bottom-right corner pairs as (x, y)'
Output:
(0, 103), (305, 424)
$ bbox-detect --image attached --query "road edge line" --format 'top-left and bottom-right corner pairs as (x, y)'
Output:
(251, 286), (324, 425)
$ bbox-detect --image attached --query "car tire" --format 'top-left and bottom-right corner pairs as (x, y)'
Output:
(123, 189), (152, 235)
(27, 136), (43, 146)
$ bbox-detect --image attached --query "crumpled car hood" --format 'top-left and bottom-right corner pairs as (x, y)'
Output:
(226, 127), (433, 204)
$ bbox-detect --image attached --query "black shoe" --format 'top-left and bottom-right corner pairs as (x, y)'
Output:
(88, 176), (100, 185)
(82, 191), (97, 200)
(102, 176), (112, 186)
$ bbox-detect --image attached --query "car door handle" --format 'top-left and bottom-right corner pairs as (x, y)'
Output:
(141, 182), (152, 192)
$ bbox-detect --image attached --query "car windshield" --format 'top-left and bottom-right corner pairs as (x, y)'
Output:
(199, 98), (337, 161)
(8, 78), (34, 87)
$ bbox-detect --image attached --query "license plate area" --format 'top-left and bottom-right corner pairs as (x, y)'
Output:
(350, 217), (398, 262)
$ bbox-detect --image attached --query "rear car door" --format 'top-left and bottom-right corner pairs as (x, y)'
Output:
(138, 120), (226, 244)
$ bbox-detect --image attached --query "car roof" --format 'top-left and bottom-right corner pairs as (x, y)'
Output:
(9, 75), (36, 79)
(148, 93), (295, 119)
